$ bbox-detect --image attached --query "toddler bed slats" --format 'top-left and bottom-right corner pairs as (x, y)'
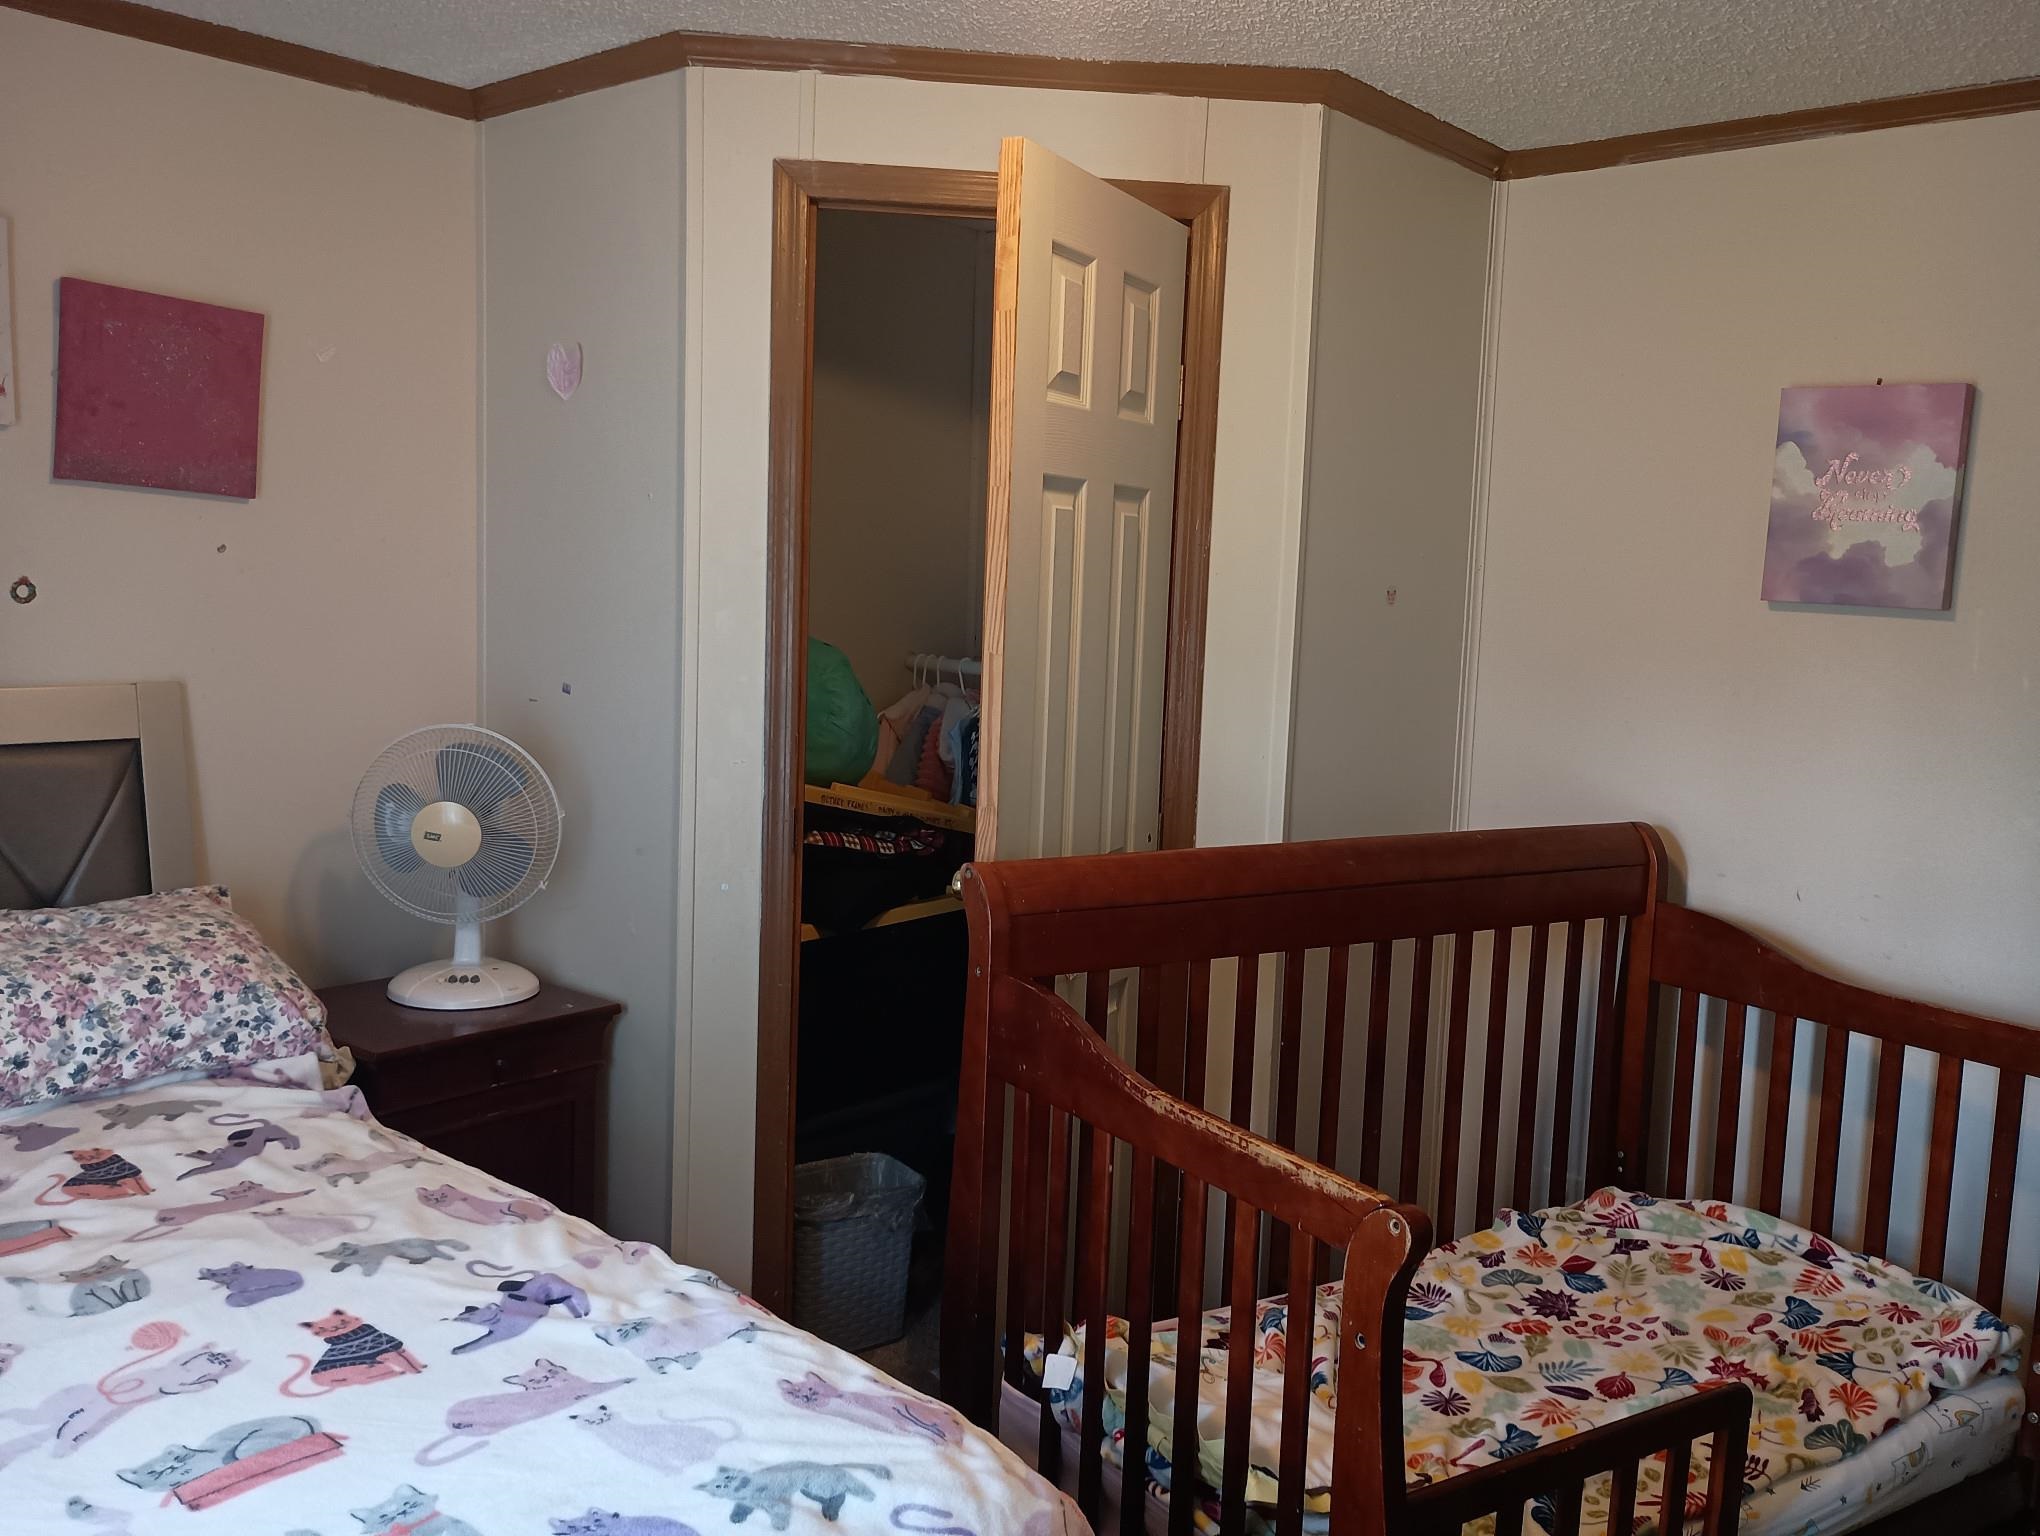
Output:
(1634, 902), (2040, 1333)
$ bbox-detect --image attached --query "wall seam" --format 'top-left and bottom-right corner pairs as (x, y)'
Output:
(671, 64), (707, 1254)
(1451, 176), (1508, 831)
(1278, 104), (1334, 843)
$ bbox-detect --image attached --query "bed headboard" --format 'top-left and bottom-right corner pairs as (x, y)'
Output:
(0, 682), (197, 909)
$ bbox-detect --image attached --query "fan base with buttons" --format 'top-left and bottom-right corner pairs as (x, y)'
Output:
(385, 957), (541, 1011)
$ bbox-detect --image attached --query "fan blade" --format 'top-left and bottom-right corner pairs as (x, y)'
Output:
(438, 743), (527, 817)
(373, 783), (426, 874)
(457, 826), (534, 901)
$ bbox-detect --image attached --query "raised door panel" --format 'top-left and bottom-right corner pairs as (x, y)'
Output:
(983, 137), (1187, 866)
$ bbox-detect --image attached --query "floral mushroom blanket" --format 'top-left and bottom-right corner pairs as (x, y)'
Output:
(1401, 1189), (2019, 1529)
(0, 1055), (1082, 1536)
(1036, 1189), (2020, 1534)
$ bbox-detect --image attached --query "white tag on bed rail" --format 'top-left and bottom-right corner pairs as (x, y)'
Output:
(1041, 1353), (1078, 1392)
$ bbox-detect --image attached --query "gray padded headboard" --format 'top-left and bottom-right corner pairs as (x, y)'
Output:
(0, 683), (197, 910)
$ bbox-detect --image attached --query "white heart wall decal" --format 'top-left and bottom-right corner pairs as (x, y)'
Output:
(546, 342), (582, 400)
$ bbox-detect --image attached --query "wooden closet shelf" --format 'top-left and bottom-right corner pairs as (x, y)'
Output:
(804, 782), (976, 833)
(800, 894), (965, 944)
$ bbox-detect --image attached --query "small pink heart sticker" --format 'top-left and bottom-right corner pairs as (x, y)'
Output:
(546, 342), (582, 400)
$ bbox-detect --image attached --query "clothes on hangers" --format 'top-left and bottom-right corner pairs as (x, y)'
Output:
(887, 699), (942, 785)
(873, 665), (933, 782)
(914, 715), (952, 800)
(957, 712), (980, 807)
(942, 698), (979, 805)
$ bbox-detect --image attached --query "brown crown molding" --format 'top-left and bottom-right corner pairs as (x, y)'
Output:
(469, 28), (1508, 177)
(2, 0), (473, 115)
(11, 0), (2040, 182)
(1503, 73), (2040, 178)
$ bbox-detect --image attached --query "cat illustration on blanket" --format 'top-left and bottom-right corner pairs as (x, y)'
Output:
(416, 1359), (631, 1466)
(296, 1129), (436, 1186)
(449, 1272), (589, 1353)
(568, 1401), (737, 1473)
(7, 1254), (151, 1317)
(177, 1116), (302, 1179)
(322, 1237), (469, 1276)
(697, 1462), (890, 1529)
(0, 1217), (75, 1257)
(281, 1310), (425, 1394)
(252, 1206), (375, 1245)
(126, 1181), (312, 1242)
(550, 1512), (701, 1536)
(63, 1495), (132, 1532)
(115, 1414), (337, 1498)
(594, 1299), (760, 1373)
(35, 1147), (152, 1202)
(0, 1322), (242, 1470)
(417, 1183), (555, 1225)
(777, 1371), (961, 1443)
(0, 1120), (78, 1152)
(97, 1098), (221, 1130)
(350, 1485), (482, 1536)
(199, 1261), (304, 1307)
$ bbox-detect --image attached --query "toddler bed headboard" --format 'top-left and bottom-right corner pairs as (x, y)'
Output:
(0, 681), (196, 908)
(956, 822), (1663, 1257)
(954, 821), (2040, 1303)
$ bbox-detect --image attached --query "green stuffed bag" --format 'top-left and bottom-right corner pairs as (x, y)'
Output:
(805, 638), (879, 787)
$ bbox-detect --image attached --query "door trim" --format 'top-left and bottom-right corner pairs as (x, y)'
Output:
(754, 158), (1228, 1312)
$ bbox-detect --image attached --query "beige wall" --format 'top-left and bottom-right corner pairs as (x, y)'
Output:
(1469, 113), (2040, 1023)
(478, 75), (686, 1244)
(0, 10), (478, 985)
(1288, 110), (1492, 841)
(809, 211), (990, 707)
(679, 72), (1328, 1283)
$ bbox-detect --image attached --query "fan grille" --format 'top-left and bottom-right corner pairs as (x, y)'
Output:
(349, 725), (562, 924)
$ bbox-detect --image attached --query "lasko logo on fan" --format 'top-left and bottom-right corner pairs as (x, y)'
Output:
(423, 832), (442, 842)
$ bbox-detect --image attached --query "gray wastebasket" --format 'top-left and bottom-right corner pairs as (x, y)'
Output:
(792, 1152), (926, 1351)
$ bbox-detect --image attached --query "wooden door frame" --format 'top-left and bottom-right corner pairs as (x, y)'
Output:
(754, 157), (1229, 1313)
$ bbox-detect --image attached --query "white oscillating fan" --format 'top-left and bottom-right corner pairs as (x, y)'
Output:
(349, 725), (562, 1010)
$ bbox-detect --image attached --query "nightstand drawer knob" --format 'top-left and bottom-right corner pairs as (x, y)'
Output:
(494, 1056), (510, 1082)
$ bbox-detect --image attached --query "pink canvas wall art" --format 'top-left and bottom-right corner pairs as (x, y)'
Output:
(53, 277), (265, 498)
(1762, 382), (1973, 610)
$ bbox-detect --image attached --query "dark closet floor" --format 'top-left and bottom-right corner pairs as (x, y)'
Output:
(856, 1225), (945, 1396)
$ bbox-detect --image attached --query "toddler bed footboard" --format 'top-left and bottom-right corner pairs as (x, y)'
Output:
(942, 824), (2040, 1536)
(940, 961), (1750, 1536)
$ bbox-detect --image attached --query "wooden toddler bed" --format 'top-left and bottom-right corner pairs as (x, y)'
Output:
(940, 823), (2039, 1536)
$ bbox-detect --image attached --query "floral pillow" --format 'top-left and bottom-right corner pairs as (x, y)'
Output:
(0, 886), (329, 1111)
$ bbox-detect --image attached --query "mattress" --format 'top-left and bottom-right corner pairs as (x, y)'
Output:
(0, 1054), (1084, 1535)
(1020, 1189), (2023, 1536)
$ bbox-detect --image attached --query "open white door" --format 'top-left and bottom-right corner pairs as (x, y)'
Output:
(978, 137), (1188, 866)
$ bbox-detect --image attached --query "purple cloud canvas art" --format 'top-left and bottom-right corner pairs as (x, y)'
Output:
(1762, 382), (1974, 610)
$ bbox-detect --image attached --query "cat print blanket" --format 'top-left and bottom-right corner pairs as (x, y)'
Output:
(0, 1055), (1084, 1536)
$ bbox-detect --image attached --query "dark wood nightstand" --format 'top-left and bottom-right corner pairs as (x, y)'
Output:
(317, 979), (620, 1224)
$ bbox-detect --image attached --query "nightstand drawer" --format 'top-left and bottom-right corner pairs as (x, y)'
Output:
(353, 1025), (609, 1115)
(318, 978), (620, 1226)
(378, 1070), (605, 1218)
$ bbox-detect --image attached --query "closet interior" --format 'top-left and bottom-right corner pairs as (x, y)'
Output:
(792, 207), (995, 1389)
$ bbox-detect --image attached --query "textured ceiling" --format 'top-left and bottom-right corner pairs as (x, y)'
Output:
(123, 0), (2040, 147)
